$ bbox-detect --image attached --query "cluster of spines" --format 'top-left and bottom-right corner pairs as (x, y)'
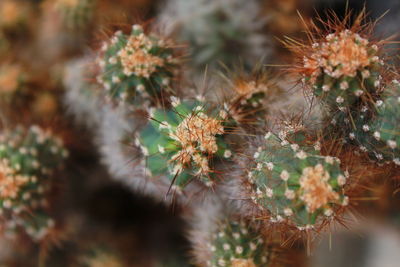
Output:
(0, 125), (68, 240)
(97, 24), (178, 108)
(207, 220), (269, 267)
(54, 0), (95, 30)
(137, 98), (231, 191)
(223, 73), (272, 126)
(246, 130), (348, 230)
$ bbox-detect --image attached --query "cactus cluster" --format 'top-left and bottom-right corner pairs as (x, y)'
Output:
(247, 131), (348, 229)
(206, 220), (270, 267)
(53, 3), (400, 266)
(54, 0), (95, 30)
(137, 99), (231, 190)
(0, 125), (68, 240)
(97, 25), (178, 107)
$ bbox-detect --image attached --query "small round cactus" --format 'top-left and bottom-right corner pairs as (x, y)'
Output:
(137, 99), (231, 190)
(0, 125), (68, 240)
(206, 220), (270, 267)
(287, 15), (387, 140)
(247, 132), (348, 229)
(301, 29), (382, 109)
(54, 0), (95, 30)
(97, 24), (178, 107)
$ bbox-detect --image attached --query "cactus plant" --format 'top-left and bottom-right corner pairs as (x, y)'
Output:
(97, 24), (178, 107)
(137, 99), (231, 190)
(286, 12), (386, 137)
(301, 29), (382, 107)
(246, 131), (348, 229)
(303, 29), (383, 133)
(199, 219), (270, 267)
(0, 125), (68, 240)
(286, 12), (400, 166)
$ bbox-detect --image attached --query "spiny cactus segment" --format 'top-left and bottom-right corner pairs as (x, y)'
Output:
(0, 125), (68, 240)
(208, 220), (270, 267)
(247, 131), (348, 229)
(137, 99), (231, 190)
(302, 29), (382, 110)
(372, 82), (400, 157)
(97, 24), (178, 107)
(224, 77), (270, 125)
(350, 81), (400, 164)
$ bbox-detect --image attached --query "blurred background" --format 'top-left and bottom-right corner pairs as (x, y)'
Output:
(0, 0), (400, 266)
